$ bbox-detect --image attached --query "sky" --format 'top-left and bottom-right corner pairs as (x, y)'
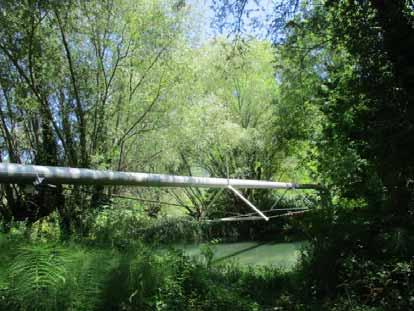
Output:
(186, 0), (275, 43)
(184, 0), (315, 45)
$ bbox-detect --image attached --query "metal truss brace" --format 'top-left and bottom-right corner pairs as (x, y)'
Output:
(227, 185), (269, 221)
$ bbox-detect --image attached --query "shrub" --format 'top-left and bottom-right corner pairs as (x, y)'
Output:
(0, 234), (277, 311)
(296, 205), (414, 310)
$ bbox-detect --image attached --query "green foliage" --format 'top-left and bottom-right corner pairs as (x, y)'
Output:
(67, 249), (117, 311)
(273, 0), (414, 214)
(155, 39), (314, 218)
(295, 205), (414, 310)
(337, 259), (414, 310)
(0, 233), (294, 311)
(0, 0), (189, 228)
(199, 239), (220, 267)
(0, 235), (118, 311)
(85, 193), (318, 246)
(3, 207), (414, 311)
(1, 0), (413, 310)
(6, 244), (68, 310)
(88, 203), (206, 245)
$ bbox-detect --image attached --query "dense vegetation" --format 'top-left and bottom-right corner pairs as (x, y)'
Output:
(1, 0), (413, 310)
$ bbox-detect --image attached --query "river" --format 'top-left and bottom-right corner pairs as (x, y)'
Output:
(174, 241), (305, 269)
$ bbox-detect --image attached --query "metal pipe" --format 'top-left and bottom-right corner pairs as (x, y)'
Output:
(0, 163), (322, 190)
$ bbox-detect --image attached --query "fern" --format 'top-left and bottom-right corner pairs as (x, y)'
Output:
(66, 249), (117, 311)
(7, 244), (68, 310)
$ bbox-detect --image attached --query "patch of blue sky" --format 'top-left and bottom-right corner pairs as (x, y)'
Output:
(186, 0), (321, 44)
(187, 0), (272, 41)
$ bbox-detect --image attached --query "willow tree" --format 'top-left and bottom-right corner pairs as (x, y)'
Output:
(147, 39), (312, 219)
(214, 0), (414, 214)
(0, 0), (187, 233)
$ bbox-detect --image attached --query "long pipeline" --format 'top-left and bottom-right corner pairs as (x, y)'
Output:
(0, 163), (322, 190)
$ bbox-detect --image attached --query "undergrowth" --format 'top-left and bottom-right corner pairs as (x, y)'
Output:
(0, 232), (288, 311)
(2, 205), (414, 311)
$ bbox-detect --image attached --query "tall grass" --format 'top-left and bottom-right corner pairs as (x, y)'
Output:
(0, 232), (287, 311)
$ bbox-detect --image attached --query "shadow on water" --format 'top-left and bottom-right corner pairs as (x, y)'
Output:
(212, 241), (270, 263)
(170, 240), (306, 268)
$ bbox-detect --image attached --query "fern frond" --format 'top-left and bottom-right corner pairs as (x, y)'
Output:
(6, 244), (69, 310)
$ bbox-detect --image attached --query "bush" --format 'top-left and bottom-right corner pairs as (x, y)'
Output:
(296, 205), (414, 310)
(88, 194), (317, 247)
(0, 233), (291, 311)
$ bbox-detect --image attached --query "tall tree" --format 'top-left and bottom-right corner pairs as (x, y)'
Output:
(214, 0), (414, 213)
(0, 0), (186, 232)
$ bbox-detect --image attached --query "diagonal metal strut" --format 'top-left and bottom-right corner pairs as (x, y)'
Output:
(227, 185), (269, 221)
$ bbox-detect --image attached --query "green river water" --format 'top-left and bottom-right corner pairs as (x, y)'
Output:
(175, 241), (305, 270)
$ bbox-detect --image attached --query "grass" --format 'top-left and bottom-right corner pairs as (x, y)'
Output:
(0, 232), (289, 310)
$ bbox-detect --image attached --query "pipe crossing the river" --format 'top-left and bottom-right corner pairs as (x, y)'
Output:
(0, 163), (323, 221)
(0, 163), (321, 190)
